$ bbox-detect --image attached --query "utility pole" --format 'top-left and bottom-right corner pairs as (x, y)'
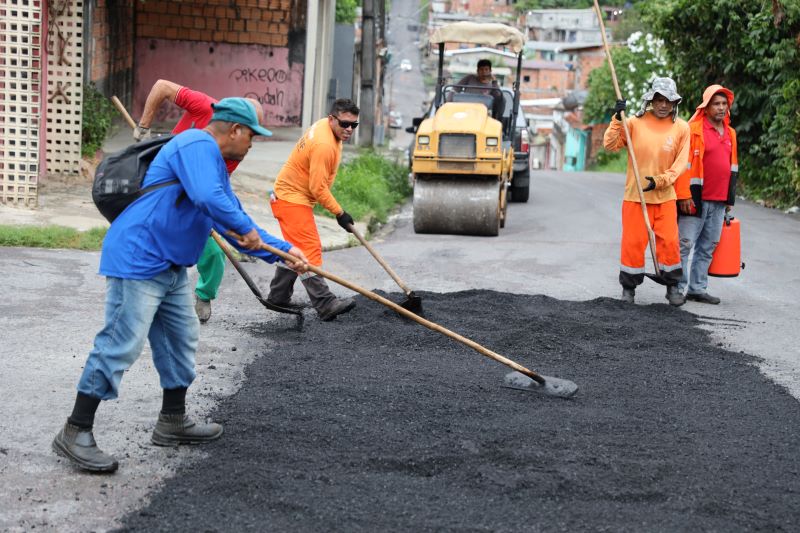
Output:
(359, 0), (376, 147)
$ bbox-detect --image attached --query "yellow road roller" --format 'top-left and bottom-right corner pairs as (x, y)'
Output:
(409, 22), (526, 236)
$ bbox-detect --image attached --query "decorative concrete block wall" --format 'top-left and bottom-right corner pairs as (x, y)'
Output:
(0, 0), (43, 206)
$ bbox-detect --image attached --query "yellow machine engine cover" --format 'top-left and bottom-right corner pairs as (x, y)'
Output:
(411, 102), (505, 175)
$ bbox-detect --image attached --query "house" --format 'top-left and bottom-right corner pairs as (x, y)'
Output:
(0, 0), (340, 208)
(524, 8), (618, 43)
(519, 59), (573, 99)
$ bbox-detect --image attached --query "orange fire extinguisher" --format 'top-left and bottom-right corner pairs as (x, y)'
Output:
(709, 214), (745, 277)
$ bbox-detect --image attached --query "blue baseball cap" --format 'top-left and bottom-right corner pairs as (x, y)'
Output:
(210, 97), (272, 137)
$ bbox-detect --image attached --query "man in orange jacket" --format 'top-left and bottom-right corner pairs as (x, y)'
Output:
(603, 77), (690, 306)
(265, 98), (360, 321)
(674, 85), (738, 304)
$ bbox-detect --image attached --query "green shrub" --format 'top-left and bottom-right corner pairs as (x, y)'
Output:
(81, 84), (114, 158)
(0, 225), (107, 250)
(590, 148), (628, 173)
(314, 150), (411, 227)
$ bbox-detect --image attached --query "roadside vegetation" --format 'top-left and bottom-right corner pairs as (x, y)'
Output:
(81, 84), (115, 158)
(0, 225), (107, 251)
(314, 150), (412, 231)
(590, 149), (627, 174)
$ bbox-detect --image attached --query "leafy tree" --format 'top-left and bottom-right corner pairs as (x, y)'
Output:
(641, 0), (800, 207)
(336, 0), (358, 24)
(584, 31), (671, 123)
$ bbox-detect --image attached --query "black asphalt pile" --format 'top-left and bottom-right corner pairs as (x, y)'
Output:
(120, 291), (800, 532)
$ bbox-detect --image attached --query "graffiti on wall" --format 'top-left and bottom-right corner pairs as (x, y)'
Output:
(133, 40), (304, 127)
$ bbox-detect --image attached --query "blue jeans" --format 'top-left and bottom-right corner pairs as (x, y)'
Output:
(678, 201), (726, 295)
(77, 267), (199, 400)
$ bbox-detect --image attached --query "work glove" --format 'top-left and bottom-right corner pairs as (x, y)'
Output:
(133, 125), (152, 142)
(642, 176), (656, 192)
(336, 211), (355, 233)
(613, 99), (626, 120)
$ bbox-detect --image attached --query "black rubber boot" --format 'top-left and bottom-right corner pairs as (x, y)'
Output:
(266, 266), (304, 312)
(52, 422), (119, 473)
(665, 285), (685, 307)
(621, 287), (635, 303)
(151, 413), (224, 446)
(301, 275), (356, 321)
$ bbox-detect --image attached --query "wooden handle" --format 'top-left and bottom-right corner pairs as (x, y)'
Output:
(111, 95), (138, 130)
(592, 0), (660, 275)
(239, 231), (545, 385)
(348, 224), (413, 296)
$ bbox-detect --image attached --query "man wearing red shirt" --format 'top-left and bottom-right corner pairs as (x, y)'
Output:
(674, 84), (739, 304)
(136, 80), (266, 322)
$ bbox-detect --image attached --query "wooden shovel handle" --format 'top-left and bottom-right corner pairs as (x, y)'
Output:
(347, 224), (413, 296)
(230, 231), (545, 385)
(111, 95), (138, 130)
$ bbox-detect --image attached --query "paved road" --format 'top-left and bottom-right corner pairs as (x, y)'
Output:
(385, 0), (428, 152)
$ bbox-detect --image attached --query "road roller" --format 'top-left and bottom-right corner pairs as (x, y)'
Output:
(409, 22), (526, 236)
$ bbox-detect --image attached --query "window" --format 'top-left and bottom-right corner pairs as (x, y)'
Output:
(523, 75), (530, 82)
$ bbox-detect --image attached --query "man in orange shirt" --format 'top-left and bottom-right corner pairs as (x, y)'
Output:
(603, 77), (690, 306)
(266, 99), (360, 321)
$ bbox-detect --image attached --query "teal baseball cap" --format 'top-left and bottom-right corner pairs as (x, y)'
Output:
(210, 97), (272, 137)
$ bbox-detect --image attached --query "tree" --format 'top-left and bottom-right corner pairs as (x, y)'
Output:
(336, 0), (358, 24)
(641, 0), (800, 207)
(584, 31), (671, 124)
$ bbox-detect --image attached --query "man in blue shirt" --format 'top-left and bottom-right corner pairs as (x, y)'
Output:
(52, 98), (308, 473)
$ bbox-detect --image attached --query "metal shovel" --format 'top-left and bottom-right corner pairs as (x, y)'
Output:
(210, 231), (302, 316)
(347, 223), (423, 314)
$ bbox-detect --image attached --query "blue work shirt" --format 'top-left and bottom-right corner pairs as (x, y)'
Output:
(100, 129), (292, 279)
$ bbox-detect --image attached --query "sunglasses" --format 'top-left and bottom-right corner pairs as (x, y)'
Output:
(331, 115), (359, 130)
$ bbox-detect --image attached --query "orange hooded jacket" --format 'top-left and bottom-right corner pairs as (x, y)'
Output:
(674, 84), (738, 212)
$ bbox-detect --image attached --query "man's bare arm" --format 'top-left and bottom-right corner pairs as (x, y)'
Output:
(138, 79), (183, 128)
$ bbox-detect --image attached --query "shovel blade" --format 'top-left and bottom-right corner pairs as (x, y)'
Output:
(643, 272), (671, 286)
(260, 297), (304, 316)
(503, 371), (578, 398)
(400, 292), (423, 314)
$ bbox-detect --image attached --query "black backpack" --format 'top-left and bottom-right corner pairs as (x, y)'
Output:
(92, 135), (179, 222)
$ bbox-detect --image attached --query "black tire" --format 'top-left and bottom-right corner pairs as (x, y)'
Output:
(509, 169), (530, 203)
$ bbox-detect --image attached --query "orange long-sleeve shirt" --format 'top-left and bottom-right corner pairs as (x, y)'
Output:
(273, 118), (343, 215)
(603, 113), (690, 204)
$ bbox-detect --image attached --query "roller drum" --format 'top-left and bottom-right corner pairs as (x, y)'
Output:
(413, 178), (501, 236)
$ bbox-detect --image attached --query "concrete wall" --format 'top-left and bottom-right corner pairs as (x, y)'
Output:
(133, 40), (304, 127)
(131, 0), (306, 127)
(86, 0), (135, 104)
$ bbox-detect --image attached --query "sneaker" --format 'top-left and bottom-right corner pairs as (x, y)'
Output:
(621, 288), (635, 303)
(52, 422), (119, 473)
(195, 296), (211, 323)
(151, 413), (223, 447)
(665, 285), (685, 307)
(686, 292), (721, 305)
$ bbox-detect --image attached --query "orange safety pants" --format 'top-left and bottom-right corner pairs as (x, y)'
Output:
(270, 197), (323, 266)
(619, 200), (682, 288)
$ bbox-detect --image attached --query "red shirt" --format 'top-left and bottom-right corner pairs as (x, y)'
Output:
(172, 87), (239, 174)
(701, 116), (732, 201)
